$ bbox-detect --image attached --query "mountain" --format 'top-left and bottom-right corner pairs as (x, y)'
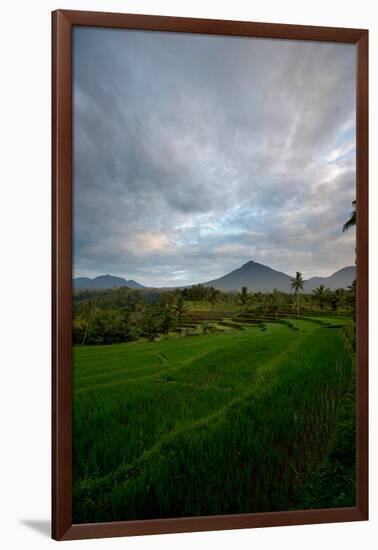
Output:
(73, 275), (145, 290)
(304, 266), (356, 292)
(203, 260), (293, 292)
(202, 260), (356, 292)
(73, 264), (356, 293)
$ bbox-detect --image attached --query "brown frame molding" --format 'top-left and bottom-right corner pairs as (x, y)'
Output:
(52, 9), (369, 541)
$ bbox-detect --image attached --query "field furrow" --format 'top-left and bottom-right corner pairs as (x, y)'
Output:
(73, 319), (354, 522)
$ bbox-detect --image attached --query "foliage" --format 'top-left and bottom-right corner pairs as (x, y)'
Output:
(207, 287), (220, 312)
(237, 286), (251, 313)
(290, 272), (304, 314)
(312, 284), (330, 310)
(291, 356), (356, 509)
(173, 291), (188, 328)
(73, 284), (356, 346)
(343, 200), (356, 232)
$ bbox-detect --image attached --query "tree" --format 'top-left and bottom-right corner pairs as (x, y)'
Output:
(207, 287), (220, 312)
(160, 291), (175, 309)
(290, 272), (304, 315)
(328, 288), (346, 312)
(81, 299), (97, 345)
(173, 291), (187, 328)
(343, 200), (356, 232)
(348, 279), (356, 295)
(184, 284), (207, 301)
(142, 307), (159, 341)
(261, 294), (272, 317)
(161, 305), (174, 338)
(312, 284), (330, 310)
(127, 324), (141, 342)
(237, 286), (250, 314)
(200, 321), (212, 335)
(271, 288), (281, 318)
(347, 279), (356, 321)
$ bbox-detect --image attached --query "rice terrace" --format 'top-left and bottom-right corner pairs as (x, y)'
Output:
(72, 273), (356, 522)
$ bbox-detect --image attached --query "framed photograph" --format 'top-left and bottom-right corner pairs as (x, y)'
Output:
(52, 10), (368, 540)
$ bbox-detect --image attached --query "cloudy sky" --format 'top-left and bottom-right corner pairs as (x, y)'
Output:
(73, 27), (356, 286)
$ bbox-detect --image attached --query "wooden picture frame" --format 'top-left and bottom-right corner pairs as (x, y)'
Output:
(52, 9), (368, 541)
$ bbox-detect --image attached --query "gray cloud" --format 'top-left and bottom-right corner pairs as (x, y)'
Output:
(73, 28), (356, 286)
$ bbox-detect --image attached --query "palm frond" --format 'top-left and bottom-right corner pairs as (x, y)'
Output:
(343, 200), (356, 232)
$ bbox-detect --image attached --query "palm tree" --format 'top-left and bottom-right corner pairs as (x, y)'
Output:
(261, 294), (272, 317)
(173, 292), (187, 329)
(271, 288), (281, 318)
(348, 279), (356, 294)
(207, 287), (220, 312)
(329, 288), (346, 312)
(343, 200), (356, 232)
(161, 305), (174, 339)
(290, 272), (304, 315)
(81, 299), (96, 345)
(237, 286), (250, 314)
(347, 279), (356, 319)
(200, 321), (212, 335)
(312, 284), (330, 310)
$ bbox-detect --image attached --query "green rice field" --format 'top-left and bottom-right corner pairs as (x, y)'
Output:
(73, 316), (355, 523)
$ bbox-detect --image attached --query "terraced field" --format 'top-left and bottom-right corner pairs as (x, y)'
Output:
(73, 317), (355, 523)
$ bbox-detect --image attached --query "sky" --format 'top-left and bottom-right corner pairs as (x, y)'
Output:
(73, 27), (356, 286)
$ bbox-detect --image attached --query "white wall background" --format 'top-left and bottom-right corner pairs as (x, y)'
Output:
(0, 1), (375, 548)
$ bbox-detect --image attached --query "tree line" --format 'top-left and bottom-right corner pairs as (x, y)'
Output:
(73, 282), (355, 346)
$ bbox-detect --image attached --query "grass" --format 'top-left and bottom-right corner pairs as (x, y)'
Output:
(73, 317), (355, 523)
(184, 300), (240, 313)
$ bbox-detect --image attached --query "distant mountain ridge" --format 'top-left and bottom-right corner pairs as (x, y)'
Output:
(73, 275), (145, 290)
(202, 260), (355, 292)
(304, 266), (355, 292)
(73, 262), (355, 292)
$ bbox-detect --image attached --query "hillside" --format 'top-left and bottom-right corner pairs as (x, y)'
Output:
(203, 260), (293, 292)
(202, 261), (355, 292)
(73, 275), (145, 290)
(304, 266), (356, 292)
